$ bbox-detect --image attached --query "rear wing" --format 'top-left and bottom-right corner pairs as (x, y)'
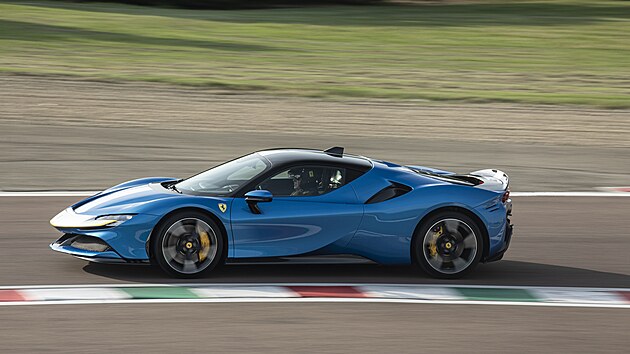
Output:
(406, 165), (509, 192)
(470, 169), (509, 192)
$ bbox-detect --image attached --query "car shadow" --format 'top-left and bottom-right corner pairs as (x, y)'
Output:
(83, 260), (630, 288)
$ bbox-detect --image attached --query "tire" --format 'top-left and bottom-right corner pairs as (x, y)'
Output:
(413, 211), (484, 279)
(152, 211), (225, 278)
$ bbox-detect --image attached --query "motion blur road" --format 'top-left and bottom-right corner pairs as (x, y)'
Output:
(1, 196), (629, 352)
(2, 196), (629, 287)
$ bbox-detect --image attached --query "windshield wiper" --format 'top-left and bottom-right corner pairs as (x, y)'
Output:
(165, 180), (183, 194)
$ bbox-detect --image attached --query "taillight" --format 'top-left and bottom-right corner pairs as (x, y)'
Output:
(502, 190), (510, 203)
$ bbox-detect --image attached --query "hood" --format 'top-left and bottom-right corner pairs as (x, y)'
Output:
(51, 177), (233, 232)
(71, 178), (179, 216)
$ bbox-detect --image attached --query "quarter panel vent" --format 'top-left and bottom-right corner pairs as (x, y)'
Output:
(366, 182), (412, 204)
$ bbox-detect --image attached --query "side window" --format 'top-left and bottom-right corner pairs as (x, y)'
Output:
(257, 166), (346, 197)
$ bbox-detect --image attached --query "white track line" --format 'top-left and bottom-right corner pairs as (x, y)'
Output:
(0, 191), (629, 197)
(1, 297), (629, 309)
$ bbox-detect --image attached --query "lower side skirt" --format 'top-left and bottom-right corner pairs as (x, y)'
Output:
(226, 254), (376, 265)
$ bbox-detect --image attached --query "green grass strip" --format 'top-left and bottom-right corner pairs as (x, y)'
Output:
(1, 0), (629, 107)
(121, 287), (200, 299)
(456, 288), (540, 302)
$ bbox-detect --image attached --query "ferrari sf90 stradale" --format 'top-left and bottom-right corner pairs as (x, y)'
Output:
(50, 147), (512, 278)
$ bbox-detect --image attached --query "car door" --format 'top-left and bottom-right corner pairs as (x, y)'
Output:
(230, 165), (363, 258)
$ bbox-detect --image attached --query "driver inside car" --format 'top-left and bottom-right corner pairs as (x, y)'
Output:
(288, 167), (320, 196)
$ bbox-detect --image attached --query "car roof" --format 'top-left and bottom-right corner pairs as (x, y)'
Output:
(257, 148), (373, 171)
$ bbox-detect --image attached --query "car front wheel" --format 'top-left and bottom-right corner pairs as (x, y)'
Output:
(152, 211), (224, 278)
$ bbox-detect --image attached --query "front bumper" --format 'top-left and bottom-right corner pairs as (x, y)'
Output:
(50, 234), (127, 263)
(50, 212), (159, 260)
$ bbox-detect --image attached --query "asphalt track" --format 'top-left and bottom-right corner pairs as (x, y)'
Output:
(1, 196), (629, 352)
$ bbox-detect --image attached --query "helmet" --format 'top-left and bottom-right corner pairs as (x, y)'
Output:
(288, 167), (319, 195)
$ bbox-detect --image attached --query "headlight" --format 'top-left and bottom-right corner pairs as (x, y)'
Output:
(51, 209), (136, 229)
(95, 214), (135, 227)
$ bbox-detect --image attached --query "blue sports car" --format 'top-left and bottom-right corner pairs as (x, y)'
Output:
(50, 147), (513, 279)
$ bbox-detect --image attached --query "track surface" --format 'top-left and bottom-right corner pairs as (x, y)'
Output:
(1, 304), (628, 353)
(1, 196), (629, 352)
(2, 196), (628, 287)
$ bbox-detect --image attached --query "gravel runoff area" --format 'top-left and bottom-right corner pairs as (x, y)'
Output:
(1, 75), (630, 191)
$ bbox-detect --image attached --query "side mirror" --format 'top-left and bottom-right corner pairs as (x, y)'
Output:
(245, 190), (273, 214)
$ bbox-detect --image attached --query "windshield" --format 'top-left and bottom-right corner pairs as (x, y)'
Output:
(175, 153), (270, 196)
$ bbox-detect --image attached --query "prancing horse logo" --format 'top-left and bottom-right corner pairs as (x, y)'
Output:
(218, 203), (227, 213)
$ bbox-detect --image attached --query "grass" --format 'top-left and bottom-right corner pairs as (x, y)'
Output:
(1, 0), (629, 107)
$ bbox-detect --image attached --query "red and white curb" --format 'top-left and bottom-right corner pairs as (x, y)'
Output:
(0, 284), (629, 308)
(597, 187), (630, 193)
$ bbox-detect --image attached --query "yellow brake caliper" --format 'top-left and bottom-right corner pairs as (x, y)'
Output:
(428, 225), (443, 257)
(198, 229), (211, 262)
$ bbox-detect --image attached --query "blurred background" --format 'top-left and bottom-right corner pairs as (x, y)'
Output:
(1, 0), (629, 191)
(1, 1), (629, 353)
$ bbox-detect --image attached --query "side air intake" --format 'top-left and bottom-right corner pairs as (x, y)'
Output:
(366, 182), (412, 204)
(57, 234), (113, 252)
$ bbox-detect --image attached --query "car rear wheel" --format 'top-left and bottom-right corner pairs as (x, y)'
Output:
(152, 211), (225, 278)
(413, 211), (483, 279)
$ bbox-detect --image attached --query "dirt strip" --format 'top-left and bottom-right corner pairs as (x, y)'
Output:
(2, 75), (630, 147)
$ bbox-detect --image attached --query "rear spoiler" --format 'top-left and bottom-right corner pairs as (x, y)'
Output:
(470, 169), (509, 192)
(406, 166), (509, 192)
